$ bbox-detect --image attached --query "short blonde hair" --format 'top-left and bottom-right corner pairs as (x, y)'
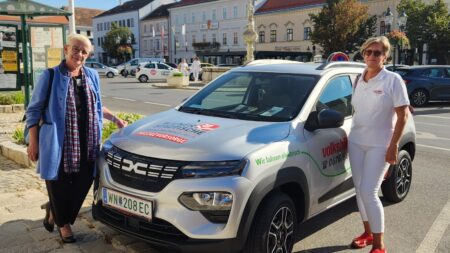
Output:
(67, 34), (92, 52)
(360, 36), (391, 58)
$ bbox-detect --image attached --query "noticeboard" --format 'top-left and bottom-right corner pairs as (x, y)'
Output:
(0, 25), (20, 91)
(29, 25), (65, 87)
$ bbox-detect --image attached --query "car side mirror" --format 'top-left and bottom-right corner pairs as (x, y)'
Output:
(305, 109), (344, 132)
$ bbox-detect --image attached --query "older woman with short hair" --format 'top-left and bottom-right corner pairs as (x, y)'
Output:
(26, 34), (126, 243)
(348, 36), (410, 253)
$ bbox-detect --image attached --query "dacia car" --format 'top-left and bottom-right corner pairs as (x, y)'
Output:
(92, 60), (416, 253)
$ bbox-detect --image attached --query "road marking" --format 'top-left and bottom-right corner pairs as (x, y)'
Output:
(415, 122), (447, 127)
(112, 97), (136, 102)
(417, 144), (450, 152)
(416, 115), (450, 120)
(416, 132), (450, 141)
(144, 101), (171, 107)
(416, 195), (450, 253)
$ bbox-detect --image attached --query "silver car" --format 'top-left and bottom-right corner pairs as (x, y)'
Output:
(93, 60), (416, 253)
(85, 62), (118, 78)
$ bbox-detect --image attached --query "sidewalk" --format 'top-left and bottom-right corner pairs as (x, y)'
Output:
(0, 112), (161, 253)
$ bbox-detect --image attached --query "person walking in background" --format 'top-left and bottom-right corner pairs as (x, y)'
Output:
(348, 36), (410, 253)
(191, 56), (202, 82)
(26, 34), (126, 243)
(178, 58), (189, 76)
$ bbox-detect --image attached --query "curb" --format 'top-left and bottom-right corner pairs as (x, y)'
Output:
(0, 140), (34, 168)
(151, 82), (205, 90)
(0, 104), (24, 113)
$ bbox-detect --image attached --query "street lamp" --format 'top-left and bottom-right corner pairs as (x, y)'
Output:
(398, 11), (408, 65)
(384, 7), (393, 34)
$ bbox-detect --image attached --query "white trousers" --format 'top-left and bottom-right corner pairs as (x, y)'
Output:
(193, 71), (199, 81)
(349, 141), (390, 233)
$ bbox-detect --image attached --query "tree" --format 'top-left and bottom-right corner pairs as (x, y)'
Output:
(102, 23), (135, 63)
(309, 0), (377, 57)
(398, 0), (450, 64)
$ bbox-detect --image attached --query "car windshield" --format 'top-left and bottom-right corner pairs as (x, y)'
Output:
(394, 68), (411, 77)
(179, 71), (317, 122)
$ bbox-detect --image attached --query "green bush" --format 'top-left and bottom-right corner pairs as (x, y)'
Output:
(0, 91), (25, 105)
(12, 126), (26, 145)
(172, 72), (184, 77)
(102, 112), (142, 142)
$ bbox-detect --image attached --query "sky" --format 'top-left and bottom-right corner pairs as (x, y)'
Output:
(34, 0), (121, 11)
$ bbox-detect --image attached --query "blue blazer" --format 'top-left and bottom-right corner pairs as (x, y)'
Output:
(26, 62), (103, 180)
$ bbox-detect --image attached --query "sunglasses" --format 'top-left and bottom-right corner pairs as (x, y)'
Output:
(71, 46), (89, 56)
(364, 49), (383, 57)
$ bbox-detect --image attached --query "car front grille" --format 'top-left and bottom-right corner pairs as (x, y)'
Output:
(105, 146), (189, 192)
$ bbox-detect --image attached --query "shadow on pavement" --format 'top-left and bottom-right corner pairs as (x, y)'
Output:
(413, 102), (450, 116)
(294, 245), (350, 253)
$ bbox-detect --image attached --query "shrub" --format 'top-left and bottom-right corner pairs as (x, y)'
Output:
(172, 72), (184, 77)
(12, 126), (26, 145)
(0, 91), (25, 105)
(102, 112), (143, 142)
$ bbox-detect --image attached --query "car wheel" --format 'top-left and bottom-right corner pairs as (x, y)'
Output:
(121, 70), (129, 77)
(106, 72), (114, 78)
(245, 193), (296, 253)
(381, 150), (412, 203)
(410, 89), (429, 107)
(130, 69), (136, 76)
(139, 75), (149, 83)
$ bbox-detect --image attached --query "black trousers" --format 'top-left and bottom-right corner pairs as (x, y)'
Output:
(46, 160), (94, 227)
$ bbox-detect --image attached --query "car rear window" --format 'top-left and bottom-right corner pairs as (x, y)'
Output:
(394, 69), (411, 77)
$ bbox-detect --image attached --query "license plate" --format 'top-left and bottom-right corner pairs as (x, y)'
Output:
(102, 187), (153, 221)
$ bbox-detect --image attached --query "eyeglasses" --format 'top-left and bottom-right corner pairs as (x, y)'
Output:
(364, 49), (383, 57)
(71, 46), (89, 56)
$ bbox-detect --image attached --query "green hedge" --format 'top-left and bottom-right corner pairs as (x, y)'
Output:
(0, 91), (25, 105)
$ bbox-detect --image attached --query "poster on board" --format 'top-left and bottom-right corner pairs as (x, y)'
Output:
(0, 25), (18, 90)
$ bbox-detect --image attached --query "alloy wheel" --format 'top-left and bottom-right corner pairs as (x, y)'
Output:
(412, 90), (427, 106)
(395, 157), (411, 199)
(267, 207), (294, 253)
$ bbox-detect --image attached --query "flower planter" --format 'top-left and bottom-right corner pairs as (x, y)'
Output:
(167, 75), (189, 88)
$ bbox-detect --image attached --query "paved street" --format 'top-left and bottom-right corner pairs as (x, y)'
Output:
(1, 78), (449, 252)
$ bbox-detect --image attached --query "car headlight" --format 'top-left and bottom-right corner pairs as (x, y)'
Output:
(179, 192), (233, 223)
(181, 160), (247, 179)
(102, 140), (113, 154)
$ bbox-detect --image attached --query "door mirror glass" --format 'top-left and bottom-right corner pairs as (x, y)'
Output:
(305, 109), (344, 132)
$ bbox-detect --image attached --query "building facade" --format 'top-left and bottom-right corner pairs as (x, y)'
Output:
(93, 0), (175, 65)
(169, 0), (254, 65)
(140, 3), (176, 61)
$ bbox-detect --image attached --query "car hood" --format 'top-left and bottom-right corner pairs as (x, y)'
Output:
(107, 109), (291, 161)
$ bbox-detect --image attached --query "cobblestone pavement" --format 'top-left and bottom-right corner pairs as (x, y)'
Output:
(0, 112), (161, 253)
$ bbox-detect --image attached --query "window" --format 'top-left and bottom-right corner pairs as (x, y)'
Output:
(145, 63), (156, 69)
(212, 9), (217, 21)
(144, 24), (147, 33)
(233, 32), (238, 45)
(192, 34), (196, 44)
(421, 68), (445, 78)
(127, 19), (131, 27)
(386, 23), (391, 33)
(157, 63), (170, 70)
(203, 34), (207, 42)
(97, 37), (100, 46)
(259, 31), (265, 43)
(223, 7), (227, 19)
(223, 33), (227, 45)
(131, 18), (134, 27)
(212, 33), (217, 43)
(270, 30), (277, 42)
(76, 30), (80, 34)
(184, 14), (187, 24)
(156, 39), (160, 50)
(103, 23), (107, 30)
(304, 27), (311, 40)
(380, 21), (385, 35)
(176, 15), (179, 25)
(287, 28), (293, 41)
(192, 13), (196, 23)
(233, 6), (238, 18)
(87, 30), (91, 36)
(317, 76), (353, 117)
(107, 22), (110, 30)
(143, 40), (147, 50)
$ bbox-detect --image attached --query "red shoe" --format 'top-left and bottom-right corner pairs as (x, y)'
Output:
(370, 248), (386, 253)
(350, 232), (373, 249)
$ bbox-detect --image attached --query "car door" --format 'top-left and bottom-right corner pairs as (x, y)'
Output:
(303, 75), (354, 214)
(157, 63), (171, 80)
(421, 67), (450, 99)
(145, 63), (158, 80)
(92, 63), (106, 76)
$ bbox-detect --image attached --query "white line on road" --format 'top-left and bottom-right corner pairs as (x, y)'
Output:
(415, 122), (447, 127)
(416, 194), (450, 253)
(417, 144), (450, 152)
(144, 101), (171, 107)
(112, 97), (136, 102)
(415, 115), (450, 120)
(416, 132), (450, 141)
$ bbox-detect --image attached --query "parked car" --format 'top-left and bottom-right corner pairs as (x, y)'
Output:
(93, 60), (416, 253)
(188, 62), (215, 81)
(395, 65), (450, 106)
(116, 58), (166, 77)
(165, 62), (178, 69)
(135, 62), (178, 83)
(217, 63), (240, 68)
(385, 64), (409, 71)
(85, 62), (118, 78)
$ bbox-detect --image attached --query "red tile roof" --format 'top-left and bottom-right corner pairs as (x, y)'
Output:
(0, 15), (68, 24)
(63, 7), (104, 26)
(256, 0), (325, 14)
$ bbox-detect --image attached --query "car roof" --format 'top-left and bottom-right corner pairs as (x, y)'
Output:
(398, 65), (450, 69)
(230, 59), (365, 75)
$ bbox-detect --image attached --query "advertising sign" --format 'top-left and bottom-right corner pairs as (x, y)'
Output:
(0, 25), (19, 90)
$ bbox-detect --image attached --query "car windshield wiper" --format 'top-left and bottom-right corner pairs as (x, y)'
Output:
(179, 107), (237, 119)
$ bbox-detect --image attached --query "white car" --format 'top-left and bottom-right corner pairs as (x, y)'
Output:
(85, 62), (119, 78)
(136, 62), (178, 83)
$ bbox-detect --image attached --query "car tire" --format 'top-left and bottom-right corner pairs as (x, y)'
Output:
(410, 89), (429, 107)
(106, 72), (114, 78)
(121, 70), (129, 77)
(139, 75), (149, 83)
(245, 192), (296, 253)
(381, 150), (412, 203)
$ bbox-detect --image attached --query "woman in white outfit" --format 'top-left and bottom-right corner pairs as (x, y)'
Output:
(348, 36), (410, 253)
(191, 57), (202, 81)
(178, 58), (189, 76)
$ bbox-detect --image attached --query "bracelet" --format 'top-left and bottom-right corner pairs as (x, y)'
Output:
(111, 116), (116, 123)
